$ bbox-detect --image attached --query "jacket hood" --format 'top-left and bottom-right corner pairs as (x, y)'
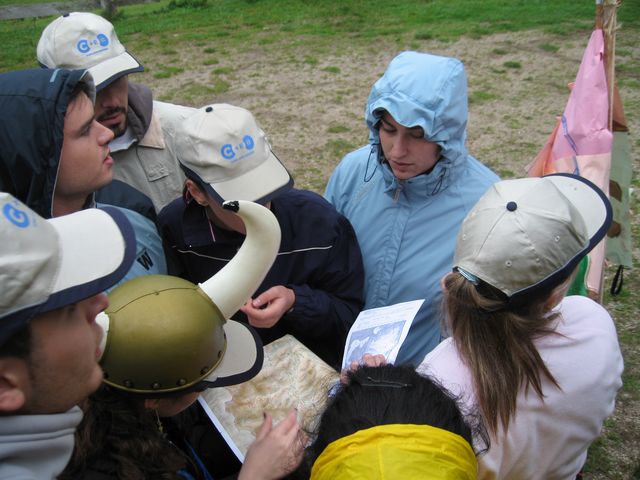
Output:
(366, 51), (469, 166)
(126, 82), (153, 141)
(0, 68), (95, 218)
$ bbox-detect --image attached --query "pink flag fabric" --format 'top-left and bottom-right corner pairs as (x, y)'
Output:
(527, 29), (613, 296)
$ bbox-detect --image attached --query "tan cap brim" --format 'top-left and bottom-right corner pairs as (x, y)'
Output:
(200, 319), (264, 388)
(88, 51), (144, 90)
(205, 151), (293, 204)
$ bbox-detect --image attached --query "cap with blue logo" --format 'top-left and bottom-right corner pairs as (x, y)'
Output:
(175, 103), (293, 204)
(0, 193), (137, 348)
(36, 12), (144, 91)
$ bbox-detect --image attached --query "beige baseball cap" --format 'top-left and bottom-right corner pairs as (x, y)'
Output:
(175, 103), (293, 204)
(37, 12), (143, 91)
(0, 193), (136, 347)
(454, 174), (612, 302)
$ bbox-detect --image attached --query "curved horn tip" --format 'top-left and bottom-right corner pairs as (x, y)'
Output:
(222, 200), (240, 212)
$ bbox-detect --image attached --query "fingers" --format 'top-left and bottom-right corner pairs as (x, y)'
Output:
(362, 353), (387, 367)
(341, 355), (387, 384)
(245, 307), (280, 329)
(240, 409), (303, 480)
(255, 412), (273, 441)
(251, 286), (280, 308)
(252, 286), (295, 312)
(243, 290), (292, 328)
(273, 408), (299, 437)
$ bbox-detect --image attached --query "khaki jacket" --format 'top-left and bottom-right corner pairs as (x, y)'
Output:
(112, 83), (193, 211)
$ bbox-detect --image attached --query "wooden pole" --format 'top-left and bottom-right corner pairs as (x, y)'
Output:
(594, 1), (620, 302)
(595, 0), (620, 131)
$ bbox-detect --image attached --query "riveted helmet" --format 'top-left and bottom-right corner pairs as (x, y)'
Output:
(96, 200), (282, 397)
(100, 275), (227, 396)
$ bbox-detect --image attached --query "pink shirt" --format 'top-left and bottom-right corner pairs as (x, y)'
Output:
(417, 296), (623, 480)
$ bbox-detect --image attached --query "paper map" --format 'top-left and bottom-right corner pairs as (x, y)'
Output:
(199, 334), (339, 461)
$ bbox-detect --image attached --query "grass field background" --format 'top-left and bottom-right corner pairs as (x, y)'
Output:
(1, 0), (639, 477)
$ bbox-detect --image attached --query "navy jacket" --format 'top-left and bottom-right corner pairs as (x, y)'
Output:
(159, 188), (365, 369)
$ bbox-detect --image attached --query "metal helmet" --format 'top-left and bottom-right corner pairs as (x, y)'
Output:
(100, 275), (226, 395)
(97, 200), (281, 396)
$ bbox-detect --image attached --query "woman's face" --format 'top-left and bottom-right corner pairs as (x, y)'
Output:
(145, 391), (201, 417)
(378, 112), (441, 180)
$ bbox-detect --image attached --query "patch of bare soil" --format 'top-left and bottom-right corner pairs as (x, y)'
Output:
(140, 30), (637, 190)
(138, 29), (639, 477)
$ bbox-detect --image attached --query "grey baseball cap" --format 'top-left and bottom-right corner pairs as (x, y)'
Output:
(0, 193), (136, 347)
(175, 103), (293, 205)
(37, 12), (144, 91)
(454, 173), (612, 301)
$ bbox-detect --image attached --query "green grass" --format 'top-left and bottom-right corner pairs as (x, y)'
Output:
(327, 124), (350, 134)
(539, 42), (560, 53)
(2, 0), (639, 72)
(152, 65), (184, 79)
(0, 0), (48, 5)
(322, 66), (341, 74)
(469, 90), (497, 104)
(503, 60), (522, 69)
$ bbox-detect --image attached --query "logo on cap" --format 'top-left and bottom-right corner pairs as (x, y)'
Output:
(220, 135), (255, 163)
(76, 33), (110, 56)
(2, 203), (30, 228)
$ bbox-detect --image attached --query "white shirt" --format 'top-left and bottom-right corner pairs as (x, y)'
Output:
(417, 296), (623, 480)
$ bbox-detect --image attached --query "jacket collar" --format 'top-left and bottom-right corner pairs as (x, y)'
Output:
(378, 151), (453, 201)
(181, 199), (244, 247)
(126, 82), (165, 149)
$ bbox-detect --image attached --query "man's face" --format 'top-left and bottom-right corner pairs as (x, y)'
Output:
(56, 91), (114, 209)
(20, 293), (108, 414)
(95, 76), (129, 137)
(378, 112), (441, 180)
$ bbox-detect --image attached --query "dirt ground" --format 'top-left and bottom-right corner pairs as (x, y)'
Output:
(138, 29), (638, 193)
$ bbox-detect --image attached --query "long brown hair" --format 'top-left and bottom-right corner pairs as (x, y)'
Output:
(60, 385), (188, 480)
(443, 272), (571, 435)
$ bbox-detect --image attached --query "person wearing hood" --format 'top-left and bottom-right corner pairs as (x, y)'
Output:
(0, 68), (167, 285)
(324, 51), (499, 365)
(37, 11), (193, 213)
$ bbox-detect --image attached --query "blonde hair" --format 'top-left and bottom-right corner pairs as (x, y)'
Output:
(443, 272), (573, 434)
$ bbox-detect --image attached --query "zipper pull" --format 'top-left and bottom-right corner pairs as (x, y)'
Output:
(393, 185), (402, 203)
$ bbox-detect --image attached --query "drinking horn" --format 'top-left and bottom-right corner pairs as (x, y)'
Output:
(96, 200), (281, 395)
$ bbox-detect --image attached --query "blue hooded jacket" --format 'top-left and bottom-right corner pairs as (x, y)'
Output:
(325, 51), (499, 365)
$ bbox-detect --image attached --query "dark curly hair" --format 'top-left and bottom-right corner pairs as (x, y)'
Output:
(59, 385), (191, 480)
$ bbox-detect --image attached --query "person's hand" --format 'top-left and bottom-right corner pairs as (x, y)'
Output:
(240, 286), (295, 329)
(238, 409), (306, 480)
(340, 353), (387, 383)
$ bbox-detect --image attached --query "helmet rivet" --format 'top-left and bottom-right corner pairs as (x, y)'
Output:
(200, 366), (209, 375)
(151, 382), (161, 390)
(177, 378), (187, 386)
(217, 350), (222, 359)
(124, 380), (133, 388)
